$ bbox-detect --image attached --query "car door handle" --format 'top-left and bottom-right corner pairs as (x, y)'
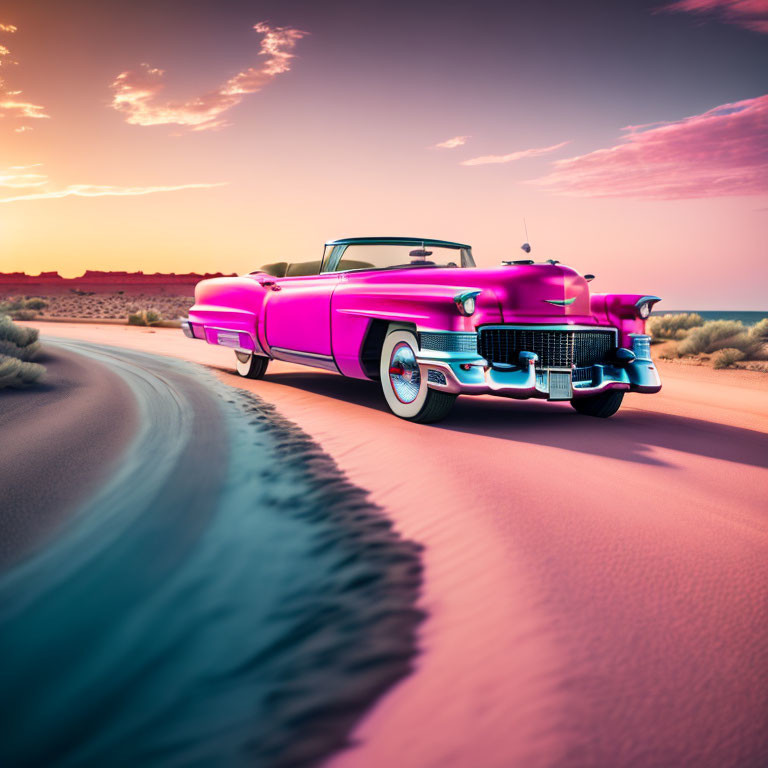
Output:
(259, 279), (281, 291)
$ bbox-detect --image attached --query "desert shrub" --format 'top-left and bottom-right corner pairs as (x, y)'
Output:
(677, 320), (762, 358)
(0, 355), (45, 388)
(749, 318), (768, 341)
(0, 338), (40, 361)
(0, 297), (25, 313)
(713, 348), (746, 369)
(0, 315), (39, 347)
(128, 309), (162, 326)
(647, 313), (703, 340)
(0, 297), (47, 319)
(0, 316), (45, 388)
(11, 309), (37, 320)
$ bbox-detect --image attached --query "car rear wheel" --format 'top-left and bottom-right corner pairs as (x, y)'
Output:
(235, 351), (269, 379)
(380, 330), (456, 423)
(570, 390), (624, 418)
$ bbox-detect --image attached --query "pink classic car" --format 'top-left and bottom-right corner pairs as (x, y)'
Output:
(183, 236), (661, 423)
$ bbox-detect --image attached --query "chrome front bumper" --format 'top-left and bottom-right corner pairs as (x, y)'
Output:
(416, 331), (661, 400)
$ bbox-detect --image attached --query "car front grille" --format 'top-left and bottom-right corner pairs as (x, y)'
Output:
(478, 327), (615, 368)
(427, 369), (447, 385)
(419, 332), (478, 354)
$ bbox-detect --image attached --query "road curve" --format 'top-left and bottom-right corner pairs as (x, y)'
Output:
(0, 345), (137, 566)
(0, 339), (422, 768)
(23, 324), (768, 768)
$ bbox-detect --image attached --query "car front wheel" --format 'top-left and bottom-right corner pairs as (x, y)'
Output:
(235, 351), (269, 379)
(570, 390), (624, 418)
(380, 330), (456, 423)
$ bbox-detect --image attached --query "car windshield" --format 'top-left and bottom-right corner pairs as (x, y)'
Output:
(324, 243), (474, 273)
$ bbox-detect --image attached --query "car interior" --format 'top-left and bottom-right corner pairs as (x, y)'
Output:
(255, 259), (375, 277)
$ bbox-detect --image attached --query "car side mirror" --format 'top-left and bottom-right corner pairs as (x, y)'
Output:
(584, 274), (595, 282)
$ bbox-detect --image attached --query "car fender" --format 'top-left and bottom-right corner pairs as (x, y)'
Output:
(330, 281), (502, 378)
(188, 275), (268, 352)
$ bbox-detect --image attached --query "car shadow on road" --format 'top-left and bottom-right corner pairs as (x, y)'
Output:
(223, 369), (768, 470)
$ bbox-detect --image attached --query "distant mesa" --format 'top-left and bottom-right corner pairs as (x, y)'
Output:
(0, 270), (236, 296)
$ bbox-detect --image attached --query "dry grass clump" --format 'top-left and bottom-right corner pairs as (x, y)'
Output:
(0, 315), (40, 351)
(713, 348), (746, 369)
(648, 313), (703, 340)
(0, 315), (45, 388)
(677, 319), (765, 358)
(0, 296), (48, 320)
(128, 309), (162, 326)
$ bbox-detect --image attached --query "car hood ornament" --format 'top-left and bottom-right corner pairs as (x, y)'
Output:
(543, 297), (577, 306)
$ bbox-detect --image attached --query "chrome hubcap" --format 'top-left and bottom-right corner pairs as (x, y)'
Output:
(389, 343), (421, 403)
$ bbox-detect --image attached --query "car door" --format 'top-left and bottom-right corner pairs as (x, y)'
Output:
(263, 270), (341, 367)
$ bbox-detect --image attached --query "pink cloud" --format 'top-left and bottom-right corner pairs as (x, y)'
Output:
(0, 98), (49, 120)
(532, 94), (768, 199)
(460, 141), (570, 166)
(110, 22), (307, 131)
(432, 135), (470, 149)
(0, 23), (49, 124)
(0, 182), (227, 203)
(662, 0), (768, 33)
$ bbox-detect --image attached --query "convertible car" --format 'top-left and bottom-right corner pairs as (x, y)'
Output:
(183, 236), (661, 423)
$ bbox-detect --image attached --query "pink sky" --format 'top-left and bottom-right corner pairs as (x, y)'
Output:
(0, 1), (766, 309)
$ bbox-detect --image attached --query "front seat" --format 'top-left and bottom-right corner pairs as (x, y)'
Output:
(285, 260), (323, 277)
(256, 262), (288, 277)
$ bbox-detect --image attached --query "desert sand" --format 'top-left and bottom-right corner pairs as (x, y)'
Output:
(19, 322), (768, 767)
(0, 293), (193, 322)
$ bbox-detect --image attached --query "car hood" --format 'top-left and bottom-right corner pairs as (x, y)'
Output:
(479, 264), (591, 321)
(341, 263), (598, 329)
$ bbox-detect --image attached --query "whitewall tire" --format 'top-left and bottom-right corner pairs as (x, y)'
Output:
(235, 351), (269, 379)
(379, 330), (456, 423)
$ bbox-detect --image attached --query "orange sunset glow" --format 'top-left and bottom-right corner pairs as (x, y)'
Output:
(1, 0), (766, 307)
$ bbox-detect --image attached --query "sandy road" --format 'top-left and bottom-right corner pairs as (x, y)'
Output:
(27, 323), (768, 768)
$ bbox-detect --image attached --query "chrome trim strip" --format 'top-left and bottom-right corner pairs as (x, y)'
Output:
(269, 347), (338, 372)
(478, 323), (617, 333)
(270, 347), (334, 361)
(204, 325), (266, 356)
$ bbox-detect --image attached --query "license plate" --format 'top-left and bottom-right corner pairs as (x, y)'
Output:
(549, 372), (572, 400)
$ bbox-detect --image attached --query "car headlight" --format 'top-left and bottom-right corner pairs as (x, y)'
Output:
(635, 296), (661, 319)
(454, 290), (481, 317)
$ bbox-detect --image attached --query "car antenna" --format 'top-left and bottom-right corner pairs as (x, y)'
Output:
(521, 218), (531, 254)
